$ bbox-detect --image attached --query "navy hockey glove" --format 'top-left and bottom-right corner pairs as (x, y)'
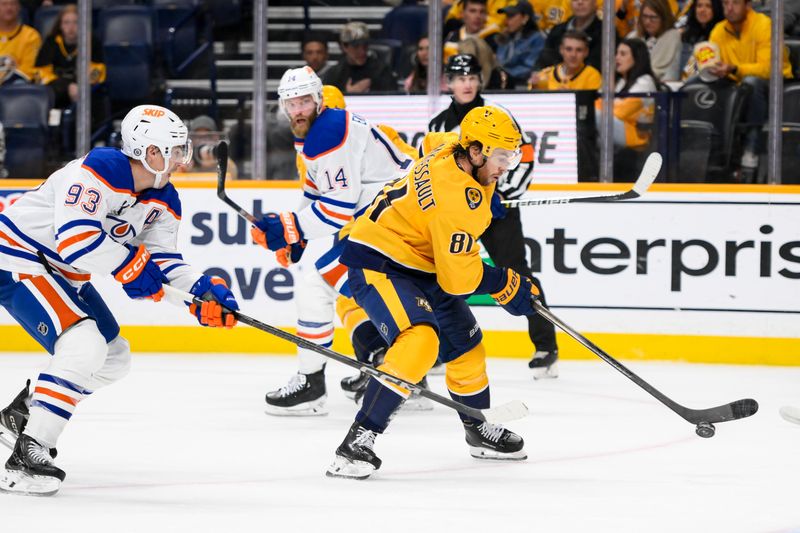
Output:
(491, 269), (540, 316)
(490, 191), (508, 220)
(189, 276), (239, 328)
(112, 245), (167, 301)
(275, 239), (307, 267)
(251, 212), (304, 251)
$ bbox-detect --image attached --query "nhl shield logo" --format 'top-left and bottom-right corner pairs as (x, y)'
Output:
(380, 323), (389, 336)
(37, 322), (48, 336)
(465, 187), (483, 210)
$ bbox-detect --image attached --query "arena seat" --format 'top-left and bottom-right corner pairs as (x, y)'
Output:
(381, 3), (427, 47)
(679, 79), (750, 181)
(33, 5), (63, 37)
(151, 0), (199, 70)
(99, 6), (155, 102)
(0, 85), (53, 178)
(780, 84), (800, 184)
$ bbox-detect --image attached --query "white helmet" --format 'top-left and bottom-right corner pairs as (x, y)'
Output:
(277, 66), (323, 118)
(121, 105), (193, 189)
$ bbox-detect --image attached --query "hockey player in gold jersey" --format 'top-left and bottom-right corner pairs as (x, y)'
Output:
(326, 106), (542, 479)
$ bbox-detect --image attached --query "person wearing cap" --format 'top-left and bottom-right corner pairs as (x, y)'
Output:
(708, 0), (792, 173)
(495, 0), (545, 86)
(429, 54), (561, 379)
(535, 0), (614, 73)
(321, 21), (397, 94)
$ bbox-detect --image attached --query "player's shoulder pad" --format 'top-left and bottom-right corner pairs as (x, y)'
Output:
(136, 183), (182, 220)
(303, 108), (349, 160)
(81, 147), (136, 194)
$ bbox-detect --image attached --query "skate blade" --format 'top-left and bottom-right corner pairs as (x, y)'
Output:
(325, 456), (375, 480)
(780, 406), (800, 425)
(532, 362), (559, 380)
(264, 396), (328, 417)
(0, 469), (61, 497)
(468, 446), (527, 461)
(0, 428), (17, 451)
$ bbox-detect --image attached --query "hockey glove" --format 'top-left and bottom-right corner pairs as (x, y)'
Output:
(189, 276), (239, 328)
(251, 212), (304, 252)
(275, 239), (307, 267)
(491, 269), (540, 316)
(112, 245), (167, 301)
(490, 191), (508, 220)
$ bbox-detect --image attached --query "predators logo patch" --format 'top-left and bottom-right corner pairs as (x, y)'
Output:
(465, 187), (483, 210)
(416, 297), (432, 313)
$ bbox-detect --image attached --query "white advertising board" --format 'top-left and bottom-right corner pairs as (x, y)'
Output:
(345, 93), (578, 183)
(1, 185), (798, 339)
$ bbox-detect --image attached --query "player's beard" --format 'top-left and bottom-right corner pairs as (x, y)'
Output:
(290, 108), (318, 138)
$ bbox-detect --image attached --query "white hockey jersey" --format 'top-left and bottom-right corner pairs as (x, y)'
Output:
(0, 147), (201, 291)
(295, 108), (414, 239)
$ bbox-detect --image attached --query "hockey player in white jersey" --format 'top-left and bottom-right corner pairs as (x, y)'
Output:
(0, 105), (240, 496)
(252, 66), (414, 416)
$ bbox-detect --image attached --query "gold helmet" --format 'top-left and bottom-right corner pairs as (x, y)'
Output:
(459, 105), (522, 169)
(322, 85), (346, 110)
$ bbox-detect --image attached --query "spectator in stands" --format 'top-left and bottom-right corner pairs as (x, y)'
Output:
(535, 0), (610, 72)
(534, 0), (572, 33)
(596, 38), (659, 149)
(607, 0), (680, 37)
(444, 0), (507, 38)
(301, 31), (330, 77)
(0, 0), (41, 79)
(679, 0), (724, 78)
(33, 4), (105, 109)
(185, 114), (238, 179)
(783, 0), (800, 37)
(627, 0), (682, 82)
(708, 0), (792, 171)
(495, 0), (545, 86)
(444, 0), (501, 57)
(529, 30), (601, 89)
(404, 35), (446, 94)
(458, 35), (512, 89)
(322, 21), (397, 94)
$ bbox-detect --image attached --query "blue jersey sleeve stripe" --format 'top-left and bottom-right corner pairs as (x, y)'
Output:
(318, 196), (357, 209)
(310, 203), (345, 229)
(303, 191), (321, 201)
(31, 400), (72, 420)
(0, 244), (41, 263)
(56, 219), (104, 238)
(62, 232), (106, 264)
(0, 214), (61, 261)
(151, 252), (184, 260)
(161, 263), (186, 276)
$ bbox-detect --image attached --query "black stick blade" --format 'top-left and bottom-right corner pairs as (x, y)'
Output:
(731, 398), (759, 419)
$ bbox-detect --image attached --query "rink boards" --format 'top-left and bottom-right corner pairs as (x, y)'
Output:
(1, 179), (799, 365)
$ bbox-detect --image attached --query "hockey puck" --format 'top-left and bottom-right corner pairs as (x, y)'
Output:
(695, 421), (716, 438)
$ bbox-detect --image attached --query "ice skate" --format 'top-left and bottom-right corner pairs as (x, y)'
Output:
(464, 421), (526, 460)
(402, 377), (433, 411)
(528, 350), (559, 379)
(340, 371), (370, 403)
(265, 369), (328, 416)
(0, 381), (31, 451)
(0, 434), (65, 497)
(326, 421), (381, 480)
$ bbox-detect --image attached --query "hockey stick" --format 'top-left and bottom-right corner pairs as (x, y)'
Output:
(164, 285), (529, 424)
(533, 301), (758, 438)
(214, 141), (258, 224)
(502, 152), (662, 208)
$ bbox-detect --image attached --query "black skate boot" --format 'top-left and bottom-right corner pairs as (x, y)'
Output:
(528, 350), (559, 379)
(0, 380), (31, 451)
(0, 434), (65, 496)
(326, 421), (382, 480)
(464, 421), (527, 460)
(265, 368), (327, 416)
(340, 371), (370, 403)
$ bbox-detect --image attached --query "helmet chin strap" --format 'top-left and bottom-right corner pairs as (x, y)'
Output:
(142, 157), (170, 189)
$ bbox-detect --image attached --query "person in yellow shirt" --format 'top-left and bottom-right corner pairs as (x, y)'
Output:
(533, 0), (572, 32)
(327, 106), (537, 479)
(0, 0), (40, 80)
(529, 30), (601, 89)
(708, 0), (792, 171)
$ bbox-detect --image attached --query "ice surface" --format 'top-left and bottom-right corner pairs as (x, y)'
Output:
(0, 353), (798, 533)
